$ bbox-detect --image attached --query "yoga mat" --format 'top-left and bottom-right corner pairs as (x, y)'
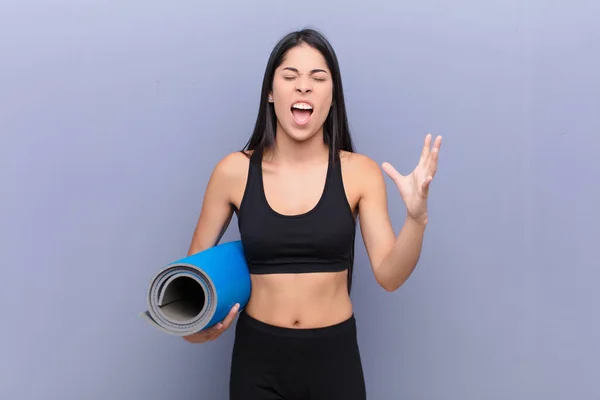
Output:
(140, 240), (251, 336)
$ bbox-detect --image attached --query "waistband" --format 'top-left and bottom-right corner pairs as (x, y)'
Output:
(237, 309), (356, 339)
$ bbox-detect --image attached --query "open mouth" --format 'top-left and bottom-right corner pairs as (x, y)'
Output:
(291, 102), (313, 126)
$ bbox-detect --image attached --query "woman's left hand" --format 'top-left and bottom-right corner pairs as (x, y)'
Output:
(382, 133), (442, 224)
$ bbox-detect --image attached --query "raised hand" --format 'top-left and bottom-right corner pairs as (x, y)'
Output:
(382, 133), (442, 224)
(183, 303), (240, 343)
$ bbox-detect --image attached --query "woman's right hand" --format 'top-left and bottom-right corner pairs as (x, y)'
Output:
(182, 303), (240, 343)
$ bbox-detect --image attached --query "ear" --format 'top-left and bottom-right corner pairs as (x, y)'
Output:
(268, 92), (273, 103)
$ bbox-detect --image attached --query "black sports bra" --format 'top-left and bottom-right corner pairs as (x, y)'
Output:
(235, 147), (357, 281)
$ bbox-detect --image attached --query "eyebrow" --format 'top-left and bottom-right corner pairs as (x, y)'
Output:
(282, 67), (328, 75)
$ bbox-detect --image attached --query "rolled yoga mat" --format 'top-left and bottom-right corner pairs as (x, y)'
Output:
(140, 240), (251, 336)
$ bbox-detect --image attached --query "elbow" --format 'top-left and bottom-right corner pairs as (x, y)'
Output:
(380, 282), (401, 292)
(373, 262), (412, 292)
(375, 262), (419, 292)
(376, 276), (403, 293)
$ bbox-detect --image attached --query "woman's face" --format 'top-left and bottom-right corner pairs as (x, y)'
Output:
(270, 43), (333, 143)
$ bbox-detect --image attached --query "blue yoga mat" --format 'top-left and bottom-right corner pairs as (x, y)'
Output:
(140, 240), (251, 336)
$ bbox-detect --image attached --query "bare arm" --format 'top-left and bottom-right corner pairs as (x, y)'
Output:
(182, 153), (246, 343)
(357, 158), (428, 292)
(187, 153), (240, 256)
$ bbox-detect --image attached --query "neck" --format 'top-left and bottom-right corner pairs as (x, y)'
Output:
(268, 125), (329, 165)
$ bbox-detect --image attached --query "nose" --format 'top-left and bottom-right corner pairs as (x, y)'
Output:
(295, 86), (312, 93)
(295, 77), (312, 93)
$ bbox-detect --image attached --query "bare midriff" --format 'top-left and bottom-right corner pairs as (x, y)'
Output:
(243, 269), (353, 329)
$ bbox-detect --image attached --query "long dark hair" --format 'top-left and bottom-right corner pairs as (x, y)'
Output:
(242, 28), (357, 294)
(242, 28), (355, 163)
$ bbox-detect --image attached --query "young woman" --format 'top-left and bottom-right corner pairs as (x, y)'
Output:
(183, 28), (442, 400)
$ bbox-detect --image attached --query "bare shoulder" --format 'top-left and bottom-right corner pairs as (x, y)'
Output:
(339, 151), (385, 193)
(187, 150), (252, 253)
(340, 150), (381, 172)
(212, 150), (252, 181)
(207, 150), (253, 210)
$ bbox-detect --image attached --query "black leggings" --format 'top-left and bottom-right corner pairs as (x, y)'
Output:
(229, 310), (366, 400)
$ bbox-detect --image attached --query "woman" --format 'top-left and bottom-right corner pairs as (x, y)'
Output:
(183, 28), (442, 400)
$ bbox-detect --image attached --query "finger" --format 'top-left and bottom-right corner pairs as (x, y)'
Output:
(426, 147), (439, 175)
(205, 322), (225, 340)
(419, 133), (432, 164)
(381, 162), (403, 182)
(425, 135), (442, 172)
(433, 134), (443, 151)
(209, 327), (224, 340)
(221, 303), (240, 330)
(421, 175), (434, 195)
(205, 323), (222, 338)
(202, 303), (240, 340)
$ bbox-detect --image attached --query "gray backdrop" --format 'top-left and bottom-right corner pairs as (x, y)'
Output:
(1, 0), (599, 399)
